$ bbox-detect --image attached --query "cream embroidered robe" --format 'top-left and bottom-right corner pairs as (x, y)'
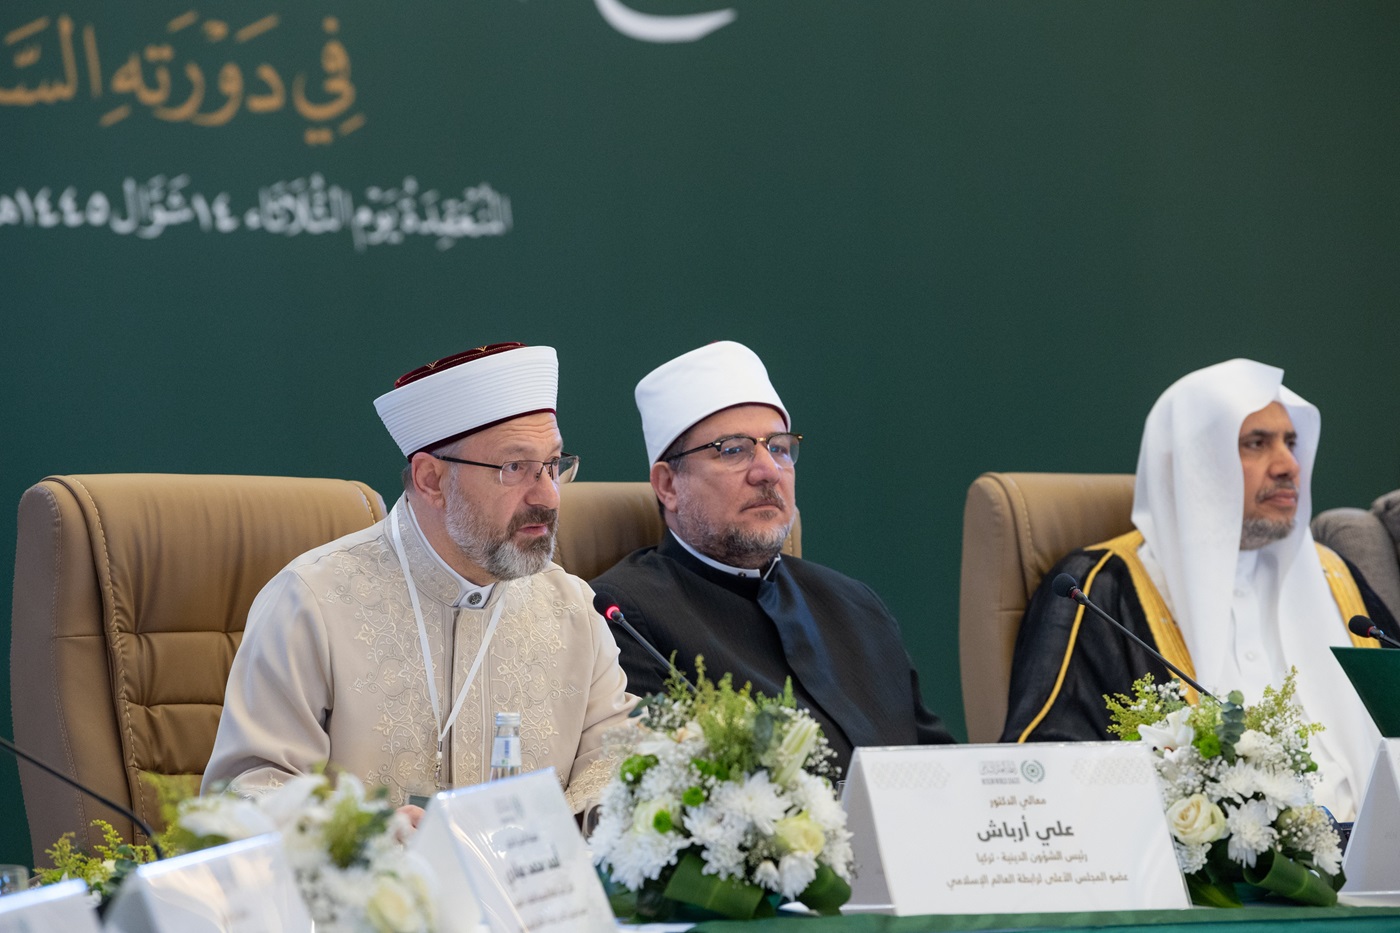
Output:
(204, 500), (637, 811)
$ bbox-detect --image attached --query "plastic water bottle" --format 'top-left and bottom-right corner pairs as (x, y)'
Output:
(489, 711), (522, 780)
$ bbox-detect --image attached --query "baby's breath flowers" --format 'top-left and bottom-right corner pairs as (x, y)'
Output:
(1107, 670), (1343, 907)
(591, 663), (852, 921)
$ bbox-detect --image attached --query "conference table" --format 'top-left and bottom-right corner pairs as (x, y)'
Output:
(677, 904), (1400, 932)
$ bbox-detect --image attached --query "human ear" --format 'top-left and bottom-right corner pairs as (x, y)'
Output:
(650, 461), (679, 514)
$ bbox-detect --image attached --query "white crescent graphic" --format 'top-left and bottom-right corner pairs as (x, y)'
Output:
(594, 0), (736, 43)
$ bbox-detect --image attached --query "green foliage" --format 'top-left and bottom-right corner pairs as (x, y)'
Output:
(692, 757), (730, 781)
(1245, 668), (1324, 773)
(1187, 695), (1222, 737)
(142, 771), (208, 857)
(1105, 674), (1186, 741)
(36, 820), (157, 899)
(639, 661), (811, 783)
(752, 707), (779, 753)
(620, 754), (659, 785)
(1216, 693), (1246, 764)
(324, 788), (391, 869)
(687, 661), (762, 777)
(1193, 731), (1222, 759)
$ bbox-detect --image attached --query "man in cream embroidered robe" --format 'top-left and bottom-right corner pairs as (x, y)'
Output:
(204, 499), (636, 812)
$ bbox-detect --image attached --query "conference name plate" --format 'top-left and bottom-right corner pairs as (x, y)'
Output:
(102, 834), (311, 933)
(1340, 738), (1400, 906)
(843, 742), (1189, 915)
(410, 768), (614, 933)
(0, 878), (102, 933)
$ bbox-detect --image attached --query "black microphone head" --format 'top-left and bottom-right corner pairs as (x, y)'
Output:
(1348, 615), (1375, 638)
(592, 591), (622, 621)
(1052, 573), (1080, 600)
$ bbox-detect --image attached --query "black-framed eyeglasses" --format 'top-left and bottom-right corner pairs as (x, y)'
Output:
(432, 453), (580, 486)
(665, 433), (802, 469)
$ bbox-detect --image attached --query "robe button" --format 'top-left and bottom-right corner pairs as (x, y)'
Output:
(467, 592), (483, 606)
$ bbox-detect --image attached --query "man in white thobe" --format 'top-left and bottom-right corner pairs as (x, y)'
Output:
(1004, 359), (1398, 819)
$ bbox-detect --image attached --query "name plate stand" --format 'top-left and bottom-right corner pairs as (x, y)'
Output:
(410, 768), (614, 933)
(1340, 738), (1400, 906)
(843, 742), (1189, 915)
(0, 879), (101, 933)
(102, 835), (311, 933)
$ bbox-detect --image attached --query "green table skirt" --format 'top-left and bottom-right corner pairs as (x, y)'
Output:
(690, 904), (1400, 932)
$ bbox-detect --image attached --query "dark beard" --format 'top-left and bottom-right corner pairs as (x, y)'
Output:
(678, 486), (791, 569)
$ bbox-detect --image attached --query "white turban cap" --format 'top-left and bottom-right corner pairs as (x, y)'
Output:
(636, 341), (790, 465)
(374, 343), (558, 457)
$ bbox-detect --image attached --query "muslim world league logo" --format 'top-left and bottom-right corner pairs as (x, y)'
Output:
(594, 0), (736, 43)
(1021, 760), (1046, 783)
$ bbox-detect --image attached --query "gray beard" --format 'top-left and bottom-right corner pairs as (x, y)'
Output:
(443, 482), (556, 580)
(1240, 517), (1293, 551)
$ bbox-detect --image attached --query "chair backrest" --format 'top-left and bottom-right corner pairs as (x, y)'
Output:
(555, 481), (801, 583)
(958, 472), (1135, 743)
(10, 474), (385, 864)
(1312, 488), (1400, 623)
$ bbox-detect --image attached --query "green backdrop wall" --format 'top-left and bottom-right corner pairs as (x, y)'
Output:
(3, 1), (1398, 865)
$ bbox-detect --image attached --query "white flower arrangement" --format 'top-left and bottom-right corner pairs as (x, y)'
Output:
(590, 667), (853, 921)
(173, 774), (438, 933)
(1106, 670), (1344, 907)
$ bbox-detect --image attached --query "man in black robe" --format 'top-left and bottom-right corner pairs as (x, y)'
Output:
(1000, 534), (1397, 745)
(592, 341), (953, 774)
(1001, 359), (1398, 819)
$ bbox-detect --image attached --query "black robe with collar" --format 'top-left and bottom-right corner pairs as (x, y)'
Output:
(1001, 547), (1400, 744)
(591, 530), (954, 775)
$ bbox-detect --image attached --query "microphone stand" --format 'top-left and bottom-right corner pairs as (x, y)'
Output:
(1055, 574), (1215, 701)
(0, 735), (165, 860)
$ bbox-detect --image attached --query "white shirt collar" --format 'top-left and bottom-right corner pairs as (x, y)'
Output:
(1235, 548), (1259, 585)
(402, 498), (496, 609)
(672, 531), (780, 580)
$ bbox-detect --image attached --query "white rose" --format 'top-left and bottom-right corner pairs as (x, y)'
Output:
(1166, 793), (1228, 845)
(365, 874), (427, 933)
(774, 811), (826, 855)
(1139, 707), (1194, 751)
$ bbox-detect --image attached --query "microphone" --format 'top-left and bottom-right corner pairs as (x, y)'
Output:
(1051, 573), (1216, 701)
(0, 734), (165, 860)
(592, 592), (696, 692)
(1348, 615), (1400, 649)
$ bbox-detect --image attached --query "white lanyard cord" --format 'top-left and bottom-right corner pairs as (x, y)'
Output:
(389, 502), (504, 750)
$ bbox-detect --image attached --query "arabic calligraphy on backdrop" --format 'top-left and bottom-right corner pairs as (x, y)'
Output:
(1, 11), (362, 146)
(0, 174), (513, 251)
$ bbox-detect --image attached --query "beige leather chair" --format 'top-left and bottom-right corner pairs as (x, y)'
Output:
(1313, 489), (1400, 623)
(555, 481), (800, 582)
(958, 472), (1136, 743)
(10, 474), (386, 864)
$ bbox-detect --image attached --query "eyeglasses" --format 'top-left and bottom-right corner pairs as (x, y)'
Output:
(665, 433), (802, 469)
(432, 453), (580, 486)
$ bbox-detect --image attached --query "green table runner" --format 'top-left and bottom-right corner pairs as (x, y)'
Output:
(690, 904), (1400, 932)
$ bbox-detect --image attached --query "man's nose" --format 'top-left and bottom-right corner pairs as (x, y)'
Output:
(524, 465), (562, 508)
(1271, 444), (1300, 478)
(747, 443), (784, 483)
